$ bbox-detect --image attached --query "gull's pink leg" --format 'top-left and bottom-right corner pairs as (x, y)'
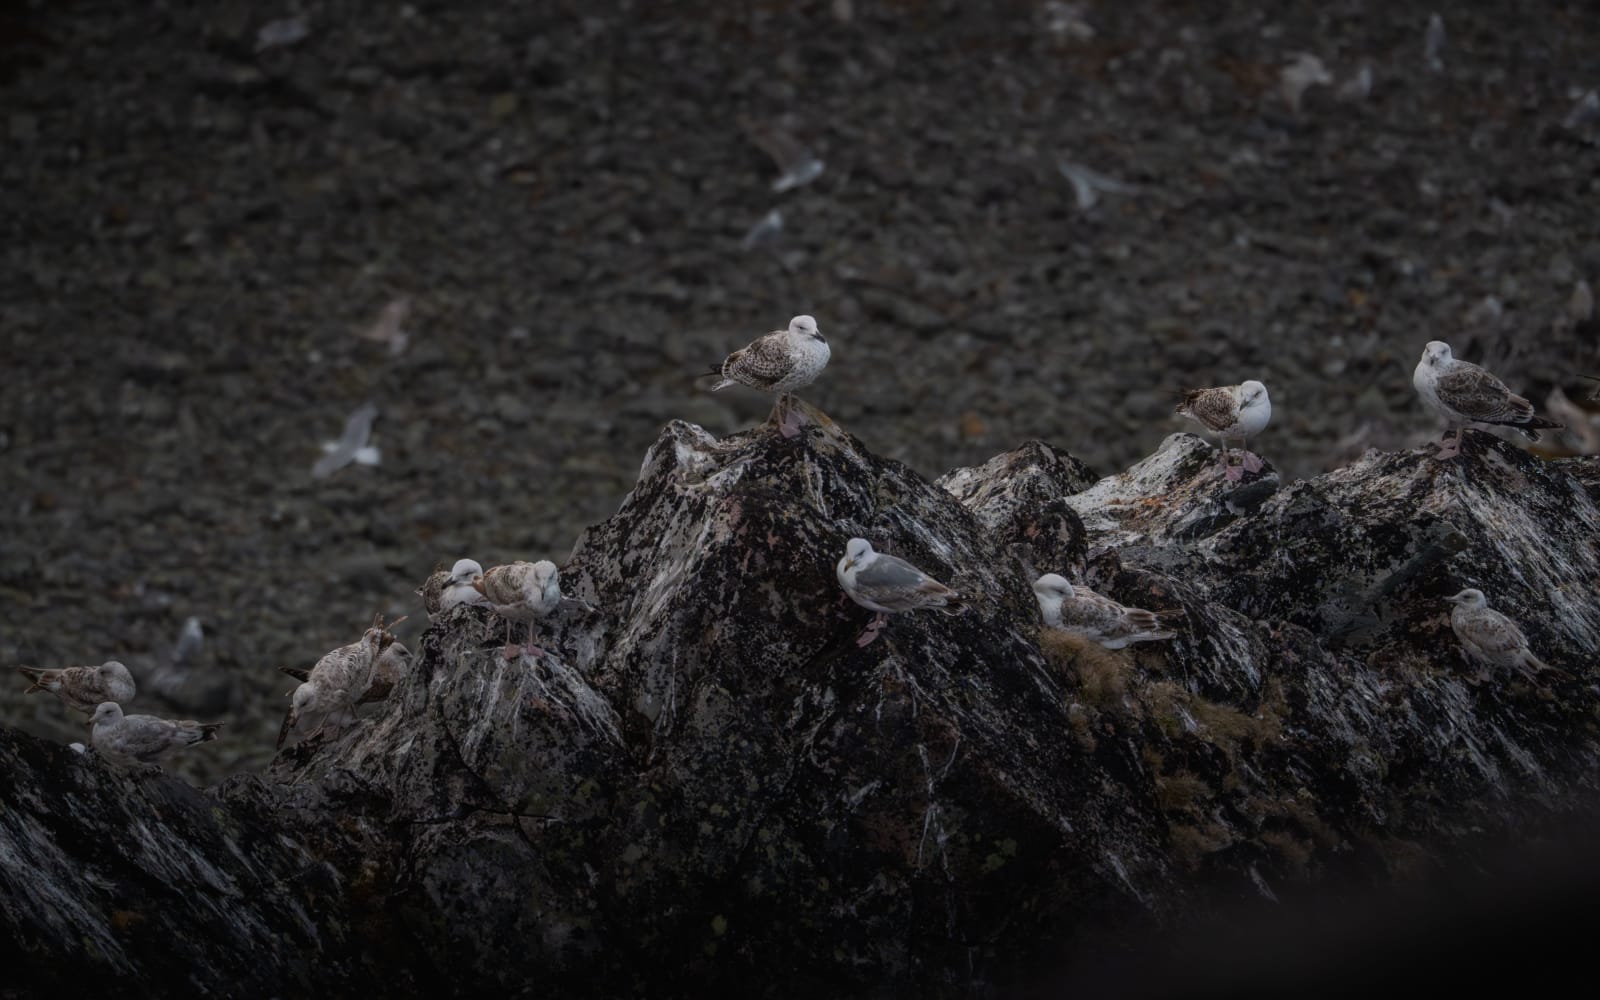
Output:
(777, 394), (806, 439)
(1434, 426), (1462, 460)
(855, 612), (888, 647)
(1240, 448), (1264, 473)
(1219, 437), (1244, 482)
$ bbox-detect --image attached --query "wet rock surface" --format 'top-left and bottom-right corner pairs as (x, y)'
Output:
(4, 415), (1597, 996)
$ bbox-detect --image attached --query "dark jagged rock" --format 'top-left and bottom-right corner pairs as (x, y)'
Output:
(0, 729), (364, 995)
(4, 411), (1598, 996)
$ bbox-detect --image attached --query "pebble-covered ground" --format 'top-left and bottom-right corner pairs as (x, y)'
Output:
(3, 0), (1598, 781)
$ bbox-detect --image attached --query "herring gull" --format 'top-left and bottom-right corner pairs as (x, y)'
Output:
(1445, 589), (1565, 683)
(1412, 341), (1559, 458)
(89, 701), (222, 763)
(707, 315), (831, 438)
(15, 660), (136, 714)
(835, 538), (965, 647)
(1176, 380), (1272, 481)
(1033, 574), (1177, 649)
(278, 613), (403, 749)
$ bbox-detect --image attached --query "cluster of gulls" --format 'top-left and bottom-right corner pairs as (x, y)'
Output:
(741, 321), (1570, 676)
(9, 319), (1574, 765)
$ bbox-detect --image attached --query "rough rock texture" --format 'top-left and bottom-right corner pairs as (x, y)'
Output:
(4, 415), (1598, 996)
(0, 730), (363, 995)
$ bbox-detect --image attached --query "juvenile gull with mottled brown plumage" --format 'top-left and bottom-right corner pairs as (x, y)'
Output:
(836, 537), (965, 647)
(14, 660), (135, 714)
(1445, 588), (1566, 683)
(1176, 379), (1272, 482)
(473, 559), (576, 660)
(708, 315), (831, 438)
(278, 613), (402, 749)
(1412, 341), (1560, 459)
(1033, 574), (1177, 649)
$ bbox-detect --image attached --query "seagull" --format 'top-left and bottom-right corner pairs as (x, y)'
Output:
(1176, 380), (1273, 481)
(278, 613), (403, 749)
(416, 563), (451, 615)
(1412, 341), (1560, 458)
(473, 560), (564, 660)
(1423, 13), (1446, 72)
(1445, 589), (1565, 683)
(311, 403), (380, 480)
(89, 702), (222, 763)
(1033, 574), (1177, 649)
(739, 115), (825, 193)
(15, 660), (136, 714)
(1279, 53), (1332, 113)
(835, 538), (965, 647)
(279, 640), (409, 705)
(707, 315), (831, 438)
(363, 640), (411, 703)
(441, 558), (490, 612)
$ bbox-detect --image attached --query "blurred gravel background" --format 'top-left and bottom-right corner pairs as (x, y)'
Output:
(3, 0), (1598, 781)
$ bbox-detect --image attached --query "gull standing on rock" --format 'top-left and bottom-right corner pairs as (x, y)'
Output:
(89, 702), (222, 763)
(1176, 380), (1273, 481)
(279, 640), (410, 705)
(14, 660), (136, 713)
(474, 560), (568, 660)
(1412, 341), (1560, 459)
(439, 559), (490, 612)
(278, 614), (403, 749)
(707, 315), (830, 438)
(836, 538), (965, 647)
(1033, 574), (1177, 649)
(1445, 589), (1564, 683)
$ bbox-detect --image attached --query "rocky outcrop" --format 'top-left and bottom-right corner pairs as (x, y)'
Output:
(4, 407), (1598, 997)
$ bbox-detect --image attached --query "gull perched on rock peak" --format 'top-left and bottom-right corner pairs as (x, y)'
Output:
(1176, 380), (1272, 481)
(279, 640), (410, 705)
(1033, 574), (1177, 649)
(1412, 341), (1560, 459)
(836, 538), (965, 647)
(278, 613), (403, 749)
(1445, 589), (1565, 683)
(15, 660), (136, 713)
(707, 315), (831, 438)
(473, 559), (572, 660)
(89, 702), (223, 763)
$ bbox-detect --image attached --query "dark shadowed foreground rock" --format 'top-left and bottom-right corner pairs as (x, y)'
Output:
(3, 411), (1598, 997)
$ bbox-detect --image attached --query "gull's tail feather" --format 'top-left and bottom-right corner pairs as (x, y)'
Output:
(1122, 607), (1176, 632)
(278, 665), (311, 683)
(1517, 415), (1563, 441)
(190, 722), (224, 746)
(1521, 650), (1573, 680)
(15, 666), (49, 692)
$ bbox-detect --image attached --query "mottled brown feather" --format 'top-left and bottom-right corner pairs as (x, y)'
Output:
(722, 331), (797, 391)
(1434, 365), (1531, 424)
(1176, 387), (1238, 433)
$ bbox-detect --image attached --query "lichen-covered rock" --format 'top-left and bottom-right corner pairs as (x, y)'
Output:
(3, 412), (1597, 997)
